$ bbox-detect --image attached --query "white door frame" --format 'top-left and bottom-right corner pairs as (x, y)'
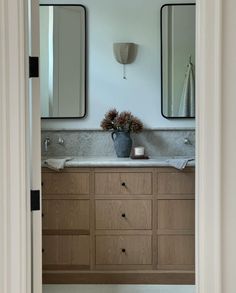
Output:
(0, 0), (229, 292)
(0, 0), (41, 292)
(0, 0), (31, 292)
(29, 0), (42, 292)
(196, 0), (222, 293)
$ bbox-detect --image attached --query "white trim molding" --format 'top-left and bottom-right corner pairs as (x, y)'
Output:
(0, 0), (30, 293)
(1, 0), (235, 292)
(220, 0), (236, 292)
(196, 0), (222, 293)
(29, 0), (42, 292)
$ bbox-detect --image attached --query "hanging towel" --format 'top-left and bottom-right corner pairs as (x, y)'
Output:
(178, 61), (195, 117)
(44, 157), (72, 171)
(166, 158), (195, 170)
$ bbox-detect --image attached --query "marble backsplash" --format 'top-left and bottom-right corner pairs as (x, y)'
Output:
(41, 129), (195, 158)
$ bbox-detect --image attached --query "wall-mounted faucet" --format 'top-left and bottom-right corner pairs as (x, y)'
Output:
(184, 137), (192, 145)
(44, 137), (50, 152)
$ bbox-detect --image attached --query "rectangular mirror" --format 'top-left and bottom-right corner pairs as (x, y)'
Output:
(161, 4), (195, 118)
(40, 5), (86, 118)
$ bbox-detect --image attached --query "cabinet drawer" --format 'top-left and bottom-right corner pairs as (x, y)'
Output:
(95, 172), (152, 195)
(157, 172), (195, 195)
(96, 200), (152, 230)
(42, 235), (90, 268)
(158, 200), (195, 231)
(95, 235), (152, 265)
(158, 235), (195, 269)
(42, 200), (90, 231)
(42, 172), (90, 195)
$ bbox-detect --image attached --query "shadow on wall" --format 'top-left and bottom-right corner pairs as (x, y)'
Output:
(43, 285), (196, 293)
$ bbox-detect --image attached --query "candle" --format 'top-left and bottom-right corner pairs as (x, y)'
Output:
(134, 146), (145, 156)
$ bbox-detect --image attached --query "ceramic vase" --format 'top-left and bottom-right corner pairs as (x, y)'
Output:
(111, 131), (132, 158)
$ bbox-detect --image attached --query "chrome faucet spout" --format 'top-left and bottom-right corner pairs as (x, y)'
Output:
(44, 137), (50, 152)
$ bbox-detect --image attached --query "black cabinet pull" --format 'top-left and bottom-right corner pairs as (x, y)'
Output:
(121, 182), (126, 186)
(121, 213), (126, 218)
(121, 248), (126, 253)
(42, 249), (45, 253)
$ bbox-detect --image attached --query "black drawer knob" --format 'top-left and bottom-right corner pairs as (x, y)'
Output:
(121, 182), (126, 186)
(42, 249), (45, 253)
(121, 213), (126, 218)
(121, 248), (126, 253)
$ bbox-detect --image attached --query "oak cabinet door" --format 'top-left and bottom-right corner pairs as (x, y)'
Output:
(43, 199), (90, 231)
(43, 235), (90, 269)
(96, 200), (152, 230)
(42, 172), (90, 195)
(158, 235), (195, 270)
(158, 172), (195, 195)
(158, 200), (195, 231)
(95, 172), (152, 195)
(96, 235), (152, 265)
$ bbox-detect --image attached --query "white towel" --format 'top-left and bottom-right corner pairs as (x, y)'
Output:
(178, 61), (195, 117)
(44, 157), (72, 171)
(166, 158), (194, 170)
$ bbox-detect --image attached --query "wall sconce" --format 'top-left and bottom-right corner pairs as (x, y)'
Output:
(113, 42), (138, 79)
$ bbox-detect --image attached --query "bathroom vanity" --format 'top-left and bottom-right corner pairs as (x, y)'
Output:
(42, 161), (195, 284)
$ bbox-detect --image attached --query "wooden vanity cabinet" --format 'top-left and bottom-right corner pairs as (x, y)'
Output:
(157, 169), (195, 271)
(42, 169), (91, 272)
(42, 167), (195, 284)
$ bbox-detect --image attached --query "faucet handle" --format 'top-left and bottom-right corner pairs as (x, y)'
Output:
(58, 137), (64, 145)
(184, 137), (192, 145)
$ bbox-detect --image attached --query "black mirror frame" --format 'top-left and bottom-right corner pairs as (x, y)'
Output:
(160, 3), (196, 119)
(40, 4), (87, 120)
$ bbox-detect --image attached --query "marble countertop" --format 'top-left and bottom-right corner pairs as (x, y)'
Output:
(42, 156), (195, 168)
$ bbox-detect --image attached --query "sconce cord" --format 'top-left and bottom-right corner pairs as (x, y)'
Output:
(123, 64), (127, 80)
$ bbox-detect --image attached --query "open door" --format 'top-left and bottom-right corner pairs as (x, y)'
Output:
(28, 0), (42, 292)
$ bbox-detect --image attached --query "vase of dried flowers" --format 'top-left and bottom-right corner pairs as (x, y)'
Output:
(100, 109), (143, 157)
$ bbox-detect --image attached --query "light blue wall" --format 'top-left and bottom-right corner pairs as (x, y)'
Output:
(40, 0), (195, 130)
